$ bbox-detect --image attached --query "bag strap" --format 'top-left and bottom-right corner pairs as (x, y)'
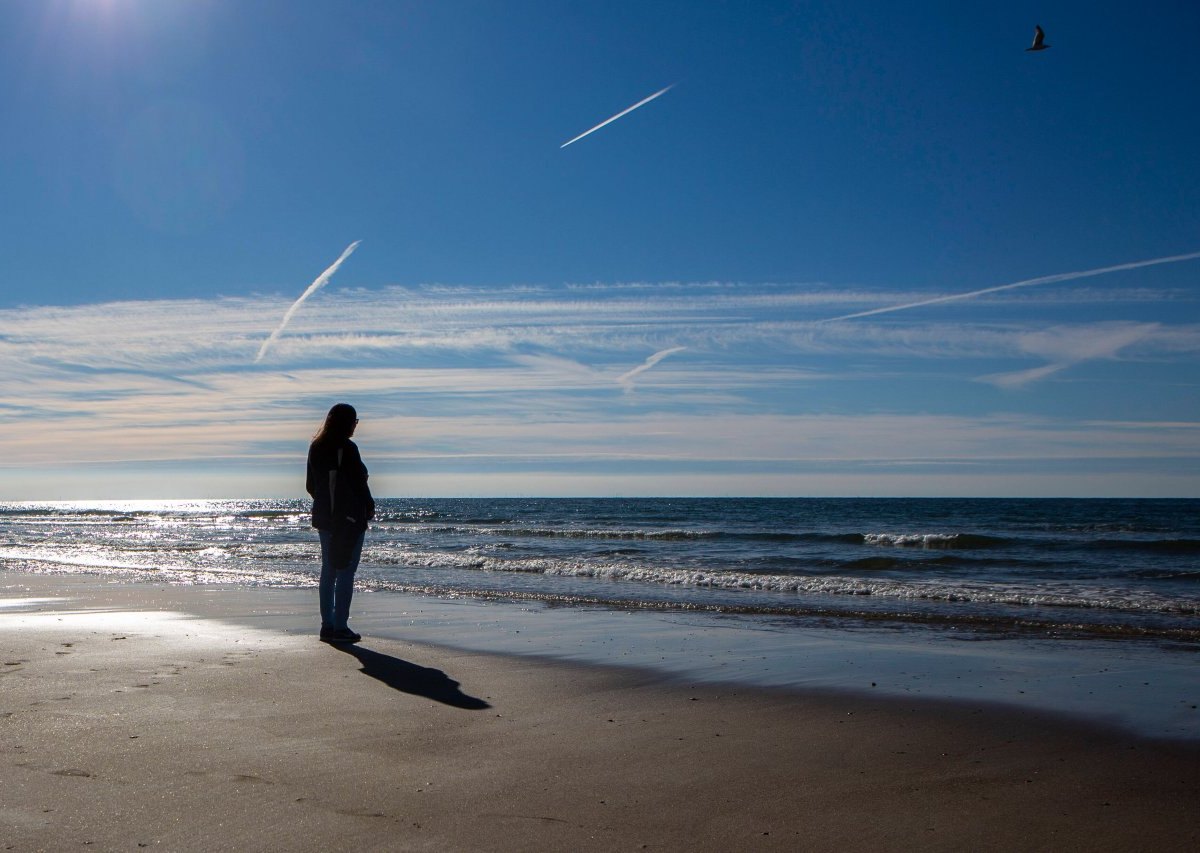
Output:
(328, 447), (343, 510)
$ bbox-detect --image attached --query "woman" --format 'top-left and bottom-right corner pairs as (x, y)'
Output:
(306, 403), (375, 643)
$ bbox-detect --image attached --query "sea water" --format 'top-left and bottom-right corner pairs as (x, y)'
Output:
(2, 497), (1195, 642)
(3, 498), (1198, 737)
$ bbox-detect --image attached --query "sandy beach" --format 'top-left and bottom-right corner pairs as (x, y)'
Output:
(2, 572), (1198, 852)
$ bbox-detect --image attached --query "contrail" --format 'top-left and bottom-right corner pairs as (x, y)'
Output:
(617, 346), (686, 392)
(255, 240), (361, 362)
(819, 250), (1200, 323)
(561, 85), (674, 149)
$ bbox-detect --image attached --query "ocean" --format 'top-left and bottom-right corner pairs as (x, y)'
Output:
(2, 497), (1196, 644)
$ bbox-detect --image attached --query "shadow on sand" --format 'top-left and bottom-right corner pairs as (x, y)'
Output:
(330, 643), (491, 710)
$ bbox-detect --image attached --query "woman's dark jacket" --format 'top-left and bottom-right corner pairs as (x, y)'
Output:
(306, 439), (375, 532)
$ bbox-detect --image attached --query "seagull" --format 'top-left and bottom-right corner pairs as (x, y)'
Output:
(1026, 25), (1049, 51)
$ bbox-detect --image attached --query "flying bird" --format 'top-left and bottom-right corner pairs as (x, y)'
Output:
(561, 85), (674, 149)
(1026, 25), (1049, 51)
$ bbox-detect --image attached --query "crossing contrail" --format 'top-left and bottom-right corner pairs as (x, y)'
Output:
(255, 240), (361, 362)
(561, 85), (674, 149)
(617, 346), (686, 393)
(819, 250), (1200, 323)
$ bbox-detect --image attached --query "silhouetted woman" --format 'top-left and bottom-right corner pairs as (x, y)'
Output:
(306, 403), (375, 643)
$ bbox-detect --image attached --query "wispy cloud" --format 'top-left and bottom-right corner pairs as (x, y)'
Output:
(255, 240), (361, 363)
(1, 274), (1197, 497)
(977, 322), (1162, 388)
(3, 282), (1195, 378)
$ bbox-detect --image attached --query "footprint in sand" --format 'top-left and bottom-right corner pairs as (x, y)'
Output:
(233, 773), (273, 785)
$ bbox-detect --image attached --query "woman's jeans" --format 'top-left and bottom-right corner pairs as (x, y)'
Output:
(318, 528), (364, 631)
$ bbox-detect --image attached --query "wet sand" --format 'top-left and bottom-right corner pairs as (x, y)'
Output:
(2, 573), (1198, 852)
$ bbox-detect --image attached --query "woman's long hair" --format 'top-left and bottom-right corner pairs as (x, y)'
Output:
(312, 403), (357, 448)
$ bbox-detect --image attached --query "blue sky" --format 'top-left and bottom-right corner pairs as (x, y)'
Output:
(2, 0), (1198, 499)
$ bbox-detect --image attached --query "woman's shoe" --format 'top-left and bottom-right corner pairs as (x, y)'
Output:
(329, 627), (361, 643)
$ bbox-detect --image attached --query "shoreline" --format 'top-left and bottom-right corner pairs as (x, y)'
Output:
(3, 571), (1199, 851)
(5, 568), (1198, 742)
